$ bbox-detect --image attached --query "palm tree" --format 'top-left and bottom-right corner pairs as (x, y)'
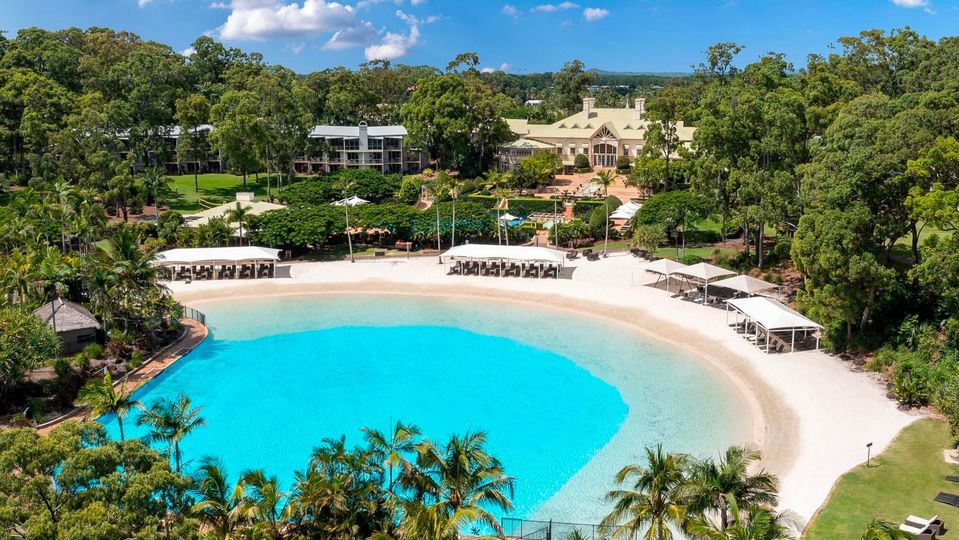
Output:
(1, 249), (37, 305)
(136, 394), (206, 473)
(686, 496), (798, 540)
(226, 202), (251, 246)
(484, 171), (509, 245)
(191, 457), (246, 539)
(860, 519), (910, 540)
(685, 445), (779, 530)
(75, 372), (139, 442)
(49, 181), (75, 253)
(395, 499), (486, 540)
(600, 445), (689, 540)
(363, 420), (422, 493)
(593, 170), (616, 256)
(239, 469), (285, 537)
(405, 431), (514, 536)
(141, 167), (169, 218)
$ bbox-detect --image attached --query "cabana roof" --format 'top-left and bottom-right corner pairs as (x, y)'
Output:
(711, 274), (778, 295)
(643, 259), (688, 276)
(610, 201), (641, 220)
(154, 246), (281, 266)
(727, 297), (822, 331)
(33, 299), (101, 332)
(674, 262), (736, 281)
(333, 195), (369, 207)
(440, 244), (566, 265)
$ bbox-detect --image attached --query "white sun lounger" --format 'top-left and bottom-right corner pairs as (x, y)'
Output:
(899, 522), (934, 538)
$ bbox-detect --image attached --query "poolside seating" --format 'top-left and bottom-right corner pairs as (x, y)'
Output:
(946, 476), (959, 483)
(899, 521), (937, 539)
(567, 249), (579, 260)
(905, 515), (944, 536)
(587, 252), (600, 261)
(935, 492), (959, 507)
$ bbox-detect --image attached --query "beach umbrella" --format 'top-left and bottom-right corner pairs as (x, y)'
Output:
(673, 262), (737, 304)
(710, 274), (778, 296)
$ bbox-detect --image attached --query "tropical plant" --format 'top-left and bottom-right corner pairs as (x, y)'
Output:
(136, 393), (206, 472)
(75, 371), (139, 441)
(592, 171), (616, 255)
(362, 420), (422, 493)
(600, 445), (689, 540)
(860, 519), (910, 540)
(191, 457), (246, 539)
(685, 445), (779, 530)
(686, 496), (798, 540)
(226, 202), (250, 246)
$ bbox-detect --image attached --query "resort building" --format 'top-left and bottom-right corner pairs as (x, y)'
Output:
(118, 125), (225, 175)
(293, 122), (425, 175)
(496, 97), (696, 172)
(33, 299), (102, 354)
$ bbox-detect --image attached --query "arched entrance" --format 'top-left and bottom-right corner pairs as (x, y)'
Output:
(591, 126), (618, 168)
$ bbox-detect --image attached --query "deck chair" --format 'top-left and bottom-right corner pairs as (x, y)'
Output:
(935, 492), (959, 507)
(906, 515), (943, 535)
(899, 522), (935, 539)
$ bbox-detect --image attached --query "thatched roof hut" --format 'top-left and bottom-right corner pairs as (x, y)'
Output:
(32, 300), (101, 354)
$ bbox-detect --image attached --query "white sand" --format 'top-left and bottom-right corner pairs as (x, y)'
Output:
(169, 253), (918, 522)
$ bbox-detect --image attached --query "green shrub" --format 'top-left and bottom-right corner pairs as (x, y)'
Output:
(680, 253), (704, 265)
(127, 351), (144, 371)
(573, 200), (604, 218)
(507, 197), (561, 217)
(396, 176), (424, 205)
(573, 154), (590, 169)
(557, 218), (592, 244)
(588, 197), (621, 238)
(467, 194), (498, 209)
(616, 155), (632, 171)
(631, 224), (667, 254)
(27, 398), (47, 422)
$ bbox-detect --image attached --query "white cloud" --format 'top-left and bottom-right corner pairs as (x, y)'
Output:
(410, 0), (426, 5)
(323, 20), (377, 49)
(364, 24), (419, 60)
(288, 42), (306, 53)
(180, 46), (197, 57)
(582, 6), (608, 21)
(209, 1), (230, 8)
(138, 0), (153, 5)
(480, 62), (512, 73)
(890, 0), (927, 6)
(532, 1), (578, 13)
(501, 4), (519, 17)
(217, 0), (361, 40)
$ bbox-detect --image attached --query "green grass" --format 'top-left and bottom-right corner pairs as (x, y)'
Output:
(164, 173), (281, 213)
(653, 245), (737, 260)
(805, 419), (959, 539)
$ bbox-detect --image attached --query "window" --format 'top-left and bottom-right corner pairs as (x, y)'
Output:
(345, 139), (360, 150)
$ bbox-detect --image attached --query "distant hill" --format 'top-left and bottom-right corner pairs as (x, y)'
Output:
(590, 69), (692, 77)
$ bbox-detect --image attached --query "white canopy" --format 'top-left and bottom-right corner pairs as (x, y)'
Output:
(727, 297), (822, 331)
(155, 246), (281, 266)
(499, 213), (519, 221)
(643, 259), (688, 276)
(440, 244), (566, 265)
(674, 262), (737, 281)
(610, 201), (642, 220)
(710, 274), (778, 295)
(333, 195), (369, 207)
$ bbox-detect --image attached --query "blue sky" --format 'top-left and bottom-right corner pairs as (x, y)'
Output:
(2, 0), (959, 73)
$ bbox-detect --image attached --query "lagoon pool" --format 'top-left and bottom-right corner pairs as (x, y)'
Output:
(102, 294), (750, 523)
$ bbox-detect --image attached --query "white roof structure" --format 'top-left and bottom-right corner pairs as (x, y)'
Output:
(308, 125), (407, 138)
(332, 195), (370, 207)
(155, 246), (281, 266)
(610, 201), (642, 220)
(711, 275), (778, 295)
(184, 200), (286, 228)
(674, 262), (737, 281)
(727, 297), (822, 331)
(440, 244), (567, 265)
(643, 259), (687, 276)
(499, 213), (519, 221)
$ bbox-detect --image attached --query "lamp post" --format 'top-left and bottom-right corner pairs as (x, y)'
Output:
(344, 199), (355, 263)
(866, 442), (873, 467)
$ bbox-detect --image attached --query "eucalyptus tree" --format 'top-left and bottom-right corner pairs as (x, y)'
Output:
(175, 93), (211, 193)
(75, 372), (140, 442)
(136, 393), (206, 473)
(210, 90), (265, 190)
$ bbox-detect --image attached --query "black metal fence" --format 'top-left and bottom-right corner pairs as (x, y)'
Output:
(183, 306), (206, 326)
(501, 518), (629, 540)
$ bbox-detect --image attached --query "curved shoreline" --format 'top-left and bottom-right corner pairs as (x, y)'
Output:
(167, 254), (916, 520)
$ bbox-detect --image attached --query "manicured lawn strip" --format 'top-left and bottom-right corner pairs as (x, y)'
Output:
(164, 173), (284, 213)
(804, 419), (959, 539)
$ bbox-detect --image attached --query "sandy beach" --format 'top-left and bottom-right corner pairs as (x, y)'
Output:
(169, 252), (917, 523)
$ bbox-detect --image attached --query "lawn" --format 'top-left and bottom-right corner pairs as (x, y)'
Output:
(164, 173), (283, 213)
(804, 419), (959, 539)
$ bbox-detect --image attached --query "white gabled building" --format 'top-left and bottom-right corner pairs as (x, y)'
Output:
(497, 97), (696, 172)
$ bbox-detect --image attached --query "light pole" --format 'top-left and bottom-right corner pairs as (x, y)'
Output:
(344, 200), (355, 263)
(866, 442), (873, 467)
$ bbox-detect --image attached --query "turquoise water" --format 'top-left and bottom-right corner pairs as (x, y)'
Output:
(102, 294), (750, 523)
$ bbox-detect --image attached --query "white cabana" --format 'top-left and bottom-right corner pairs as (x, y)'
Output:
(643, 259), (688, 292)
(440, 244), (566, 265)
(610, 201), (642, 221)
(673, 262), (737, 304)
(154, 246), (281, 280)
(333, 195), (369, 207)
(499, 213), (519, 221)
(727, 296), (822, 353)
(710, 274), (779, 296)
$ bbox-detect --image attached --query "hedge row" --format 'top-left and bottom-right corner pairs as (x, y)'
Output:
(506, 197), (563, 216)
(466, 194), (498, 208)
(573, 200), (606, 218)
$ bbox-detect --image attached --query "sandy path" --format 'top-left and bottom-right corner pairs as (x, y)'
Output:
(169, 253), (917, 522)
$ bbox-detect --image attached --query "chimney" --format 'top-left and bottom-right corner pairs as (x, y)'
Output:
(358, 121), (369, 150)
(634, 98), (646, 120)
(582, 97), (595, 117)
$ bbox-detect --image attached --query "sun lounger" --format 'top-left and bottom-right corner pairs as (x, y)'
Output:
(935, 492), (959, 507)
(906, 515), (943, 535)
(946, 476), (959, 483)
(899, 522), (935, 539)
